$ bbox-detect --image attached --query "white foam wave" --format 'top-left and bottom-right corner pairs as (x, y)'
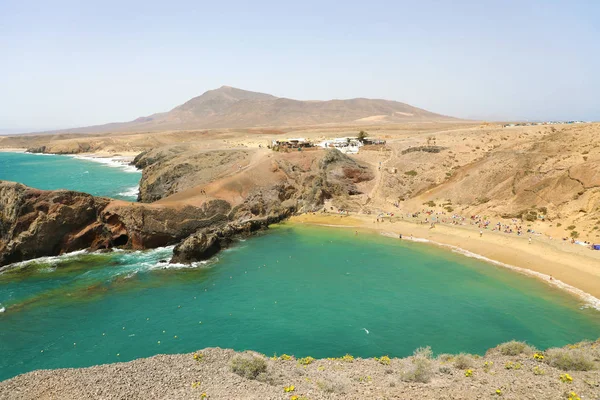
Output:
(1, 249), (89, 272)
(118, 186), (139, 197)
(69, 155), (141, 174)
(0, 306), (5, 313)
(379, 231), (600, 311)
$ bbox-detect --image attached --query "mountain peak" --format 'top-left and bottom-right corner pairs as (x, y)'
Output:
(45, 88), (458, 134)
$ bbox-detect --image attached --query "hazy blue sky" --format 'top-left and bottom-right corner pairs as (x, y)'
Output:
(1, 0), (598, 132)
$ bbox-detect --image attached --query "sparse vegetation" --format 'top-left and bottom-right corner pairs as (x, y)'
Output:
(476, 197), (490, 204)
(402, 346), (434, 383)
(453, 353), (474, 369)
(546, 348), (596, 371)
(375, 355), (391, 365)
(230, 355), (267, 379)
(493, 340), (535, 356)
(357, 130), (367, 143)
(570, 231), (579, 238)
(423, 200), (436, 207)
(316, 379), (346, 393)
(567, 225), (576, 230)
(401, 357), (433, 383)
(298, 356), (315, 365)
(405, 170), (418, 177)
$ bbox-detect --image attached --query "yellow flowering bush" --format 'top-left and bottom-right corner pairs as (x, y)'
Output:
(568, 392), (581, 400)
(560, 373), (573, 383)
(495, 389), (502, 396)
(193, 353), (204, 362)
(298, 356), (315, 365)
(191, 381), (201, 389)
(280, 354), (293, 361)
(533, 353), (544, 361)
(200, 393), (208, 399)
(464, 369), (473, 377)
(375, 355), (391, 365)
(284, 385), (295, 393)
(341, 354), (354, 362)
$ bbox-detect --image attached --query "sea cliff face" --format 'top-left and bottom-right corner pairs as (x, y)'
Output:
(0, 149), (374, 267)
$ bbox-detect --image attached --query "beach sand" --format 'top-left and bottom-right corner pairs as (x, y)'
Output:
(291, 213), (600, 305)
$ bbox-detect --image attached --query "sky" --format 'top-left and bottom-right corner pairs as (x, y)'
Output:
(0, 0), (598, 132)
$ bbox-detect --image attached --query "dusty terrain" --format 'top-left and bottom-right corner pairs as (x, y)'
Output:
(1, 341), (599, 400)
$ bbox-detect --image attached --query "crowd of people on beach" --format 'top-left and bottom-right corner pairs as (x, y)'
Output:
(320, 204), (597, 248)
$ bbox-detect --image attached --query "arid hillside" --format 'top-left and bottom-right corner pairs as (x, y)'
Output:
(20, 86), (458, 134)
(2, 121), (599, 244)
(1, 340), (598, 399)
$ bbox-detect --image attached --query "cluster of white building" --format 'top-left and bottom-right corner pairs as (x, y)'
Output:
(271, 137), (385, 154)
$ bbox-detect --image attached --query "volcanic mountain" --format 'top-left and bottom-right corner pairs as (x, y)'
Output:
(52, 86), (458, 133)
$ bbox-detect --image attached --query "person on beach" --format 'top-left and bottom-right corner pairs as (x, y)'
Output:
(529, 236), (532, 244)
(479, 230), (483, 237)
(399, 233), (402, 239)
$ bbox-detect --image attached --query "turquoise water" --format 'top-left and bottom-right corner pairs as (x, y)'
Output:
(0, 152), (141, 201)
(1, 224), (599, 381)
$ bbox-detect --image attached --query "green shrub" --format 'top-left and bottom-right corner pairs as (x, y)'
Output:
(423, 200), (436, 207)
(230, 355), (268, 379)
(570, 231), (579, 238)
(453, 353), (474, 369)
(405, 170), (418, 177)
(524, 211), (538, 222)
(567, 225), (576, 230)
(546, 348), (596, 371)
(494, 341), (535, 356)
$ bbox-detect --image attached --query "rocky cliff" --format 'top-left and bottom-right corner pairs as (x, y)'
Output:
(0, 182), (238, 268)
(0, 149), (374, 268)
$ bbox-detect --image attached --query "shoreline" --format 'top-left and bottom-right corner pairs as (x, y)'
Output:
(0, 148), (141, 173)
(290, 213), (600, 310)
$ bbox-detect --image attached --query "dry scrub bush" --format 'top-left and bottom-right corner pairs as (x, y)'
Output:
(316, 378), (346, 393)
(453, 353), (474, 369)
(401, 346), (434, 383)
(230, 355), (268, 379)
(545, 348), (596, 371)
(492, 341), (536, 356)
(401, 358), (433, 383)
(413, 346), (433, 360)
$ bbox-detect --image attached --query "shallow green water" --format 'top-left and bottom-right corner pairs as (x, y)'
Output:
(1, 224), (599, 381)
(0, 152), (141, 200)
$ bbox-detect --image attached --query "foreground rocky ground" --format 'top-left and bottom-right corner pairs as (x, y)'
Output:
(1, 340), (599, 399)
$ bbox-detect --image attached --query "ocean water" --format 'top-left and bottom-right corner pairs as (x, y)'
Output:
(0, 152), (141, 201)
(1, 224), (599, 381)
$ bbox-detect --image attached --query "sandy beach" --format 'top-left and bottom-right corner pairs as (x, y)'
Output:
(291, 213), (600, 306)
